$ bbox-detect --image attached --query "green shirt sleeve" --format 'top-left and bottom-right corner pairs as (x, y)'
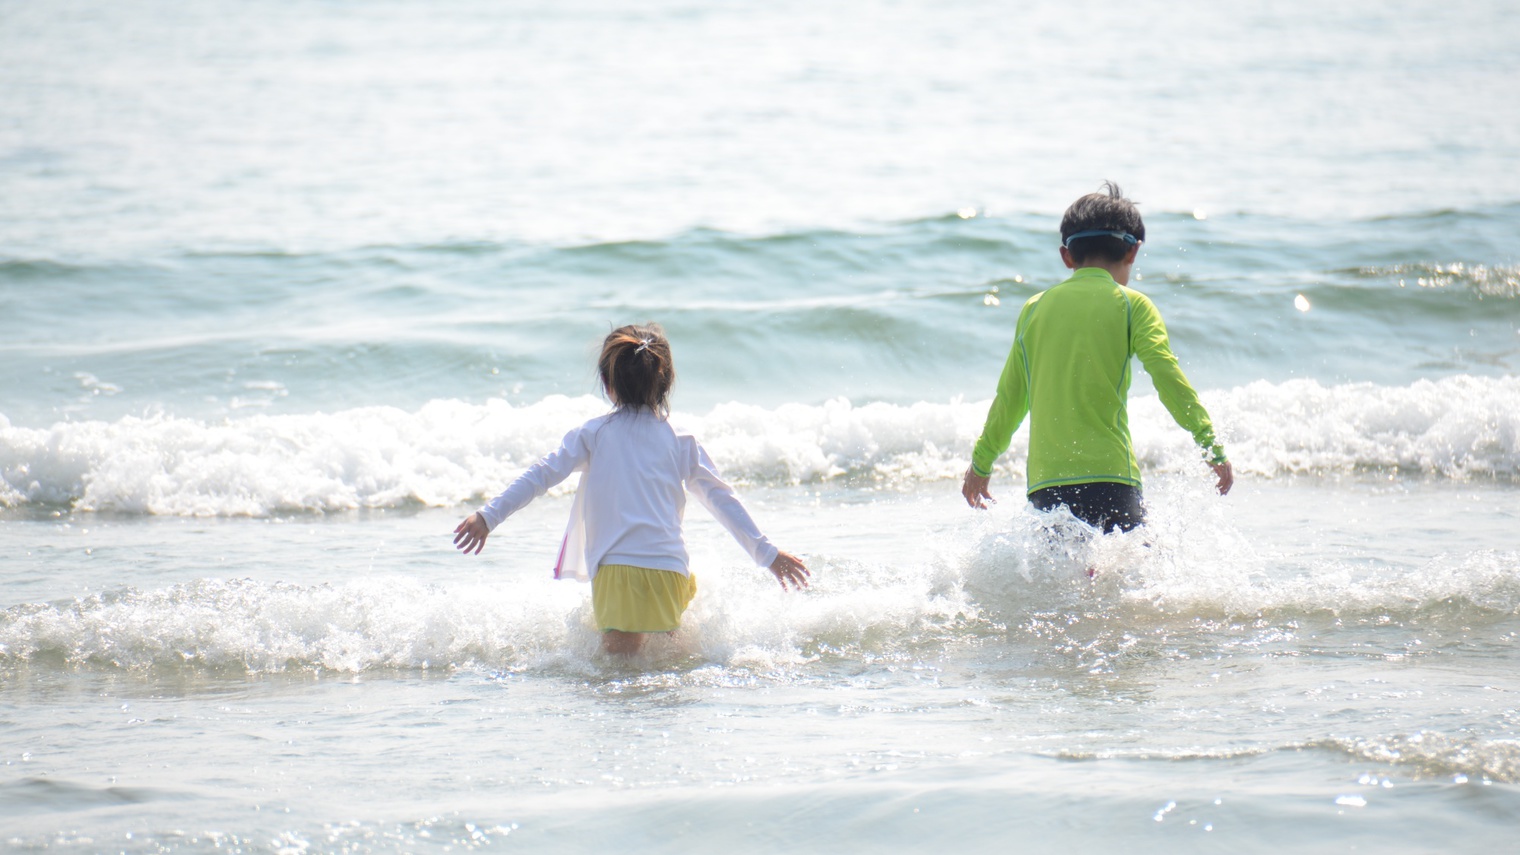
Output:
(970, 302), (1032, 476)
(1128, 291), (1227, 464)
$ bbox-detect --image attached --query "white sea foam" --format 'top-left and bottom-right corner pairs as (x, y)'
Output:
(3, 529), (1514, 677)
(964, 496), (1520, 624)
(0, 396), (608, 516)
(1, 375), (1516, 517)
(0, 555), (972, 676)
(955, 490), (1520, 673)
(0, 576), (594, 674)
(1208, 375), (1520, 481)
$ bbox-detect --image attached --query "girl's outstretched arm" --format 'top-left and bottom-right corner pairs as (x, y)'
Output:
(453, 512), (490, 555)
(685, 442), (780, 569)
(769, 551), (810, 590)
(468, 422), (593, 552)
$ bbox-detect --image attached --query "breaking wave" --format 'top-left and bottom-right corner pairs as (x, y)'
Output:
(0, 375), (1516, 517)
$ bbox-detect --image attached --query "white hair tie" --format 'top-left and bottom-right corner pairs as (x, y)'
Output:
(635, 338), (653, 354)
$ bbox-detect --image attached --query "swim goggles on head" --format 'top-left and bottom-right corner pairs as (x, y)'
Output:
(1062, 229), (1140, 247)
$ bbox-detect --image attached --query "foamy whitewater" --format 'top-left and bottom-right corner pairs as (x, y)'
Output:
(3, 1), (1520, 852)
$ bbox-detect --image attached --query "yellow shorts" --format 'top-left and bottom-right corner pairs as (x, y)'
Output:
(592, 564), (698, 633)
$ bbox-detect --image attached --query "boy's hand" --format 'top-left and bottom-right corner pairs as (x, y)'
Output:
(962, 467), (995, 509)
(769, 551), (810, 590)
(453, 513), (490, 555)
(1210, 461), (1234, 495)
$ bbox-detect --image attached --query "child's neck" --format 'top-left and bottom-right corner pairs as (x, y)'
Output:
(1059, 246), (1136, 285)
(1075, 260), (1133, 285)
(1082, 261), (1130, 284)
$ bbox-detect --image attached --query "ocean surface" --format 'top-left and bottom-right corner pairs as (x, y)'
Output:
(3, 0), (1519, 851)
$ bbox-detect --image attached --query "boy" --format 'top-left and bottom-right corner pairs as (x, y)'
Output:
(961, 183), (1232, 530)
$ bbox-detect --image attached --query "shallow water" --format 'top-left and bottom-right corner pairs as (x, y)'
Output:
(4, 0), (1520, 851)
(5, 480), (1518, 851)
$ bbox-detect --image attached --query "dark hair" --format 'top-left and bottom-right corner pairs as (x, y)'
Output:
(598, 323), (675, 417)
(1059, 181), (1146, 265)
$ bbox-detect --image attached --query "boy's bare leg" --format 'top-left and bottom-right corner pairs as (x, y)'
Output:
(602, 630), (646, 655)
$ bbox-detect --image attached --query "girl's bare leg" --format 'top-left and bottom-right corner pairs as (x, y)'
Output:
(602, 630), (645, 655)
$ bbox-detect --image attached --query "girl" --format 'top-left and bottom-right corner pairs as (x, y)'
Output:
(452, 323), (809, 655)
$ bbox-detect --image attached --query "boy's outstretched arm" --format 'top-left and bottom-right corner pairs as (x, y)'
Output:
(769, 550), (810, 590)
(1129, 293), (1233, 493)
(453, 512), (490, 555)
(965, 303), (1032, 509)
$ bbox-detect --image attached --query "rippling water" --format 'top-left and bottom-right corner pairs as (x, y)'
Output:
(3, 0), (1519, 852)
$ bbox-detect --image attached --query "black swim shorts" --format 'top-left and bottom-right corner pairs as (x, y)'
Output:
(1028, 481), (1145, 533)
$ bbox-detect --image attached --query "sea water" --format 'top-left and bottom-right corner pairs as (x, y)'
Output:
(2, 0), (1519, 851)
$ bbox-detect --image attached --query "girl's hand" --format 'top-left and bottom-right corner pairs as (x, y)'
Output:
(769, 550), (810, 590)
(453, 513), (490, 555)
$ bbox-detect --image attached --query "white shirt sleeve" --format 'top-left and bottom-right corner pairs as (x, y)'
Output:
(685, 439), (780, 568)
(477, 424), (590, 532)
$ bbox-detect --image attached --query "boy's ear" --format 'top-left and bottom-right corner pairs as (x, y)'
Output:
(1059, 245), (1078, 269)
(1125, 243), (1141, 264)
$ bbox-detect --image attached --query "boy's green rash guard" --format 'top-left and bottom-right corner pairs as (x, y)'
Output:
(970, 267), (1226, 493)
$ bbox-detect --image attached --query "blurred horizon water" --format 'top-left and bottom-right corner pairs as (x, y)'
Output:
(3, 0), (1519, 257)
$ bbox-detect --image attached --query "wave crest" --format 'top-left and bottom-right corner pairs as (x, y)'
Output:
(1314, 733), (1520, 783)
(1, 375), (1516, 517)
